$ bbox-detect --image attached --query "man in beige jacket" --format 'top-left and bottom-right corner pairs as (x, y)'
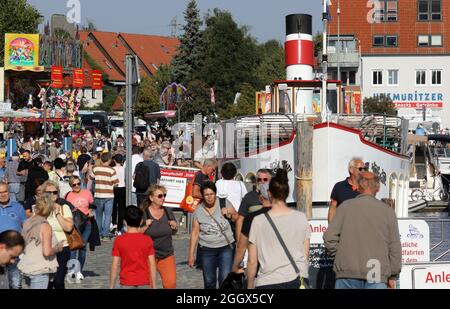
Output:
(323, 172), (402, 289)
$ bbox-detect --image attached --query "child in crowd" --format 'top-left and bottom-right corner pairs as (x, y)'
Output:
(109, 206), (156, 289)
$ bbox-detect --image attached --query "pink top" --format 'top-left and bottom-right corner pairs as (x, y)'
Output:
(66, 190), (94, 215)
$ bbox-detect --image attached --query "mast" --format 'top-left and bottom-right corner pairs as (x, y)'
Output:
(321, 0), (329, 121)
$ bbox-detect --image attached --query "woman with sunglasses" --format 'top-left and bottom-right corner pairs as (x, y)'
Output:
(188, 181), (237, 289)
(65, 176), (95, 282)
(140, 185), (177, 288)
(41, 181), (74, 289)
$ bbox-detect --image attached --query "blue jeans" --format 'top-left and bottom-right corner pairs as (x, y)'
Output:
(335, 278), (387, 289)
(28, 274), (49, 289)
(7, 260), (22, 289)
(95, 198), (114, 237)
(70, 222), (92, 272)
(8, 183), (20, 202)
(199, 244), (234, 289)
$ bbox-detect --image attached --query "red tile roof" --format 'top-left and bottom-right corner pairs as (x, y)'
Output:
(118, 33), (179, 75)
(79, 31), (126, 82)
(112, 95), (124, 111)
(80, 31), (179, 83)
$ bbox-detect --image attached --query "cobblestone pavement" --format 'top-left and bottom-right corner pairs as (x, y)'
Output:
(66, 218), (204, 289)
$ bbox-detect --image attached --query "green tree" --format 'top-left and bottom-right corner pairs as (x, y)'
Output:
(171, 0), (204, 84)
(134, 65), (172, 117)
(313, 32), (323, 57)
(254, 40), (285, 89)
(181, 79), (214, 122)
(197, 9), (259, 108)
(363, 95), (397, 115)
(0, 0), (42, 66)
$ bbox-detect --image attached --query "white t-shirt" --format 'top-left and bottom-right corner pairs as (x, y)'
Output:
(123, 154), (143, 192)
(114, 165), (125, 187)
(215, 179), (248, 211)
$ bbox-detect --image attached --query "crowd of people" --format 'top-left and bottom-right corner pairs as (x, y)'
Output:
(0, 118), (403, 290)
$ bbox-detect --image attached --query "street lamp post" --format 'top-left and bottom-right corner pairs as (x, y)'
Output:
(337, 0), (341, 82)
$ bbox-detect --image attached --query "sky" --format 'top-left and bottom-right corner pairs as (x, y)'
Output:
(27, 0), (323, 43)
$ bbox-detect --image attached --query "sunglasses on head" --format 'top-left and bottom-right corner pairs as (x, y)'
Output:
(45, 191), (58, 195)
(258, 178), (269, 182)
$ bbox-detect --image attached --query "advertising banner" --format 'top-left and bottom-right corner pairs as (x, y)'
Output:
(91, 70), (103, 90)
(51, 66), (63, 89)
(73, 68), (84, 88)
(4, 33), (43, 71)
(160, 169), (198, 208)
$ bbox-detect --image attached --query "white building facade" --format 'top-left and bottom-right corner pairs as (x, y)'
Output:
(361, 55), (450, 130)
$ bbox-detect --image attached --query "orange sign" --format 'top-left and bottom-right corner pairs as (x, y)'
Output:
(91, 70), (103, 90)
(51, 66), (63, 88)
(73, 68), (84, 88)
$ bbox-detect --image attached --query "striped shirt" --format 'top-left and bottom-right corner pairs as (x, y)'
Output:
(91, 165), (119, 199)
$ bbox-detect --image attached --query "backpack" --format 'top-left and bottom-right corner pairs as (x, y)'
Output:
(133, 162), (150, 193)
(56, 172), (72, 199)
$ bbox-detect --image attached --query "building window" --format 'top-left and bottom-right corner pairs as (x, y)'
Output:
(375, 0), (398, 22)
(418, 35), (429, 46)
(373, 70), (383, 85)
(349, 71), (356, 85)
(386, 35), (398, 47)
(432, 70), (442, 85)
(386, 0), (398, 21)
(388, 70), (398, 85)
(418, 0), (441, 21)
(373, 35), (385, 47)
(418, 34), (443, 46)
(416, 70), (426, 85)
(92, 89), (97, 99)
(431, 34), (442, 46)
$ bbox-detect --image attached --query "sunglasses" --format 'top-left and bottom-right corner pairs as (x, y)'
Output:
(357, 167), (368, 172)
(258, 178), (269, 182)
(71, 183), (81, 187)
(156, 193), (167, 199)
(45, 191), (58, 195)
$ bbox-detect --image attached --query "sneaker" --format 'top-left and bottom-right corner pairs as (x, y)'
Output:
(76, 272), (84, 281)
(101, 236), (110, 242)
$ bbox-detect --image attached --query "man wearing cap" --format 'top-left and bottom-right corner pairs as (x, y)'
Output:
(323, 172), (402, 289)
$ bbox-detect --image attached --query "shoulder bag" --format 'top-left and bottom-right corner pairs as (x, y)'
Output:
(264, 212), (310, 289)
(61, 205), (85, 251)
(202, 204), (234, 249)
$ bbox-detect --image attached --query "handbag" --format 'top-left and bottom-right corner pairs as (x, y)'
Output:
(180, 173), (202, 213)
(264, 213), (310, 289)
(61, 206), (85, 251)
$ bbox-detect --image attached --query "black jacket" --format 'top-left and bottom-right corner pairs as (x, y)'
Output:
(88, 217), (101, 251)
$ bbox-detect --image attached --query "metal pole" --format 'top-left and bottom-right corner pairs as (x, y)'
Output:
(125, 55), (133, 206)
(322, 0), (329, 121)
(337, 0), (341, 82)
(43, 88), (47, 155)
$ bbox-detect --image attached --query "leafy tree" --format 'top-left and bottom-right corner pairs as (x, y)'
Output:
(254, 40), (285, 89)
(313, 32), (323, 57)
(363, 95), (397, 115)
(219, 82), (256, 119)
(134, 65), (172, 117)
(0, 0), (42, 66)
(181, 79), (215, 122)
(53, 28), (71, 39)
(134, 77), (160, 117)
(197, 9), (259, 108)
(171, 0), (204, 83)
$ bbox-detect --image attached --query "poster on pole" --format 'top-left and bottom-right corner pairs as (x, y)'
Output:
(160, 168), (198, 208)
(91, 70), (103, 90)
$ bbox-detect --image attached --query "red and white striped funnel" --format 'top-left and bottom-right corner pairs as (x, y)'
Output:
(285, 14), (313, 113)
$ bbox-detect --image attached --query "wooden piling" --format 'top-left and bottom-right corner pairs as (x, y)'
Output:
(296, 121), (313, 219)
